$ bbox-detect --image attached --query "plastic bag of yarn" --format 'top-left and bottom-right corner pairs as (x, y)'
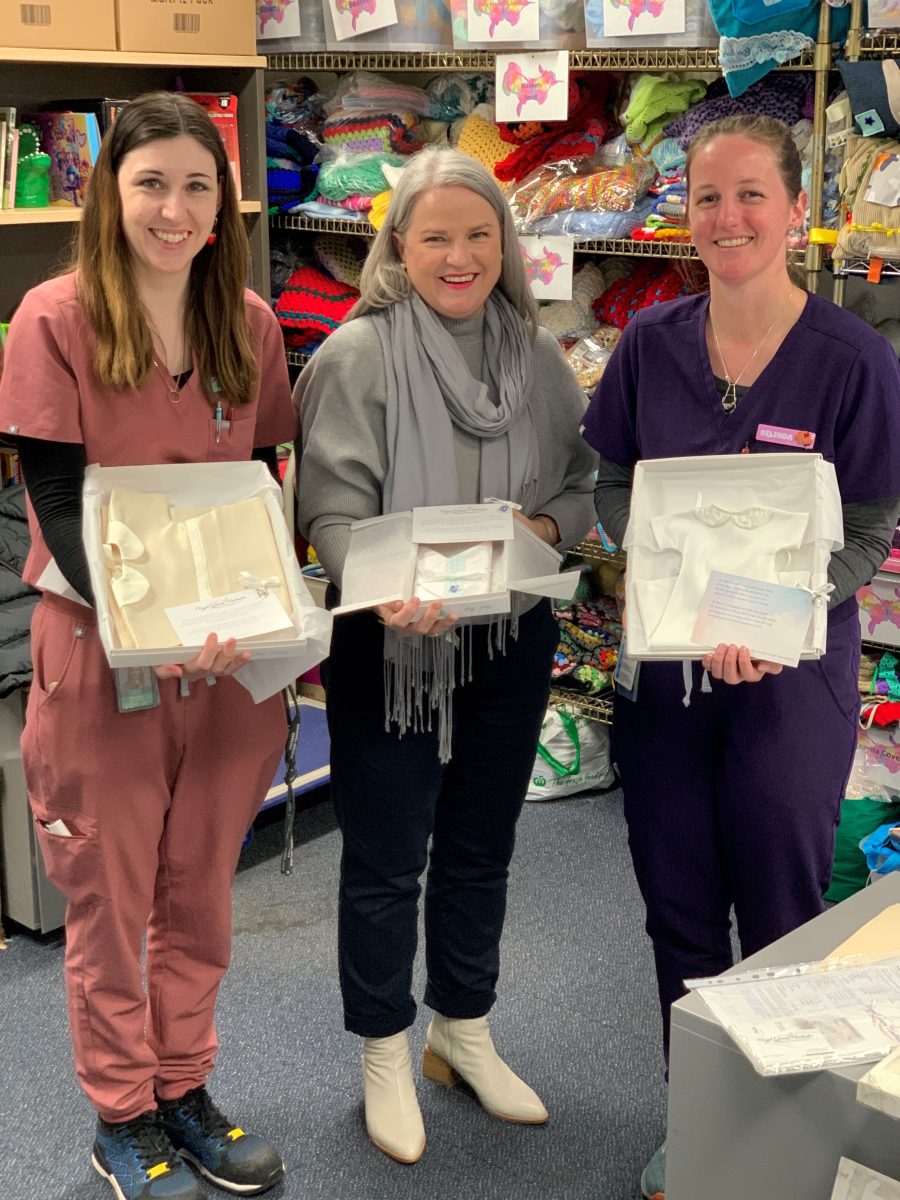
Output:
(316, 150), (409, 200)
(508, 155), (656, 232)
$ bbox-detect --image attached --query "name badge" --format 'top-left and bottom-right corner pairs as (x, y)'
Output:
(756, 423), (816, 450)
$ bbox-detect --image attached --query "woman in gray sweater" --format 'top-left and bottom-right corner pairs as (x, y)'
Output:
(295, 147), (596, 1164)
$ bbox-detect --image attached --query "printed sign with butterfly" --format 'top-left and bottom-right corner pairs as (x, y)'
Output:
(467, 0), (540, 42)
(602, 0), (685, 37)
(859, 579), (900, 642)
(495, 51), (569, 122)
(518, 236), (574, 300)
(257, 0), (302, 39)
(327, 0), (398, 40)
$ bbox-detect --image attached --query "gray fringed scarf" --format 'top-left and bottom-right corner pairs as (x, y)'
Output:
(371, 289), (538, 761)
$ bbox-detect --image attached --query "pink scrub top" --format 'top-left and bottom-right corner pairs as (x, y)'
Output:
(0, 272), (295, 591)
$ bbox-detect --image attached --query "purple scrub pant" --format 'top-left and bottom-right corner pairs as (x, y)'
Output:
(23, 594), (286, 1122)
(612, 604), (860, 1062)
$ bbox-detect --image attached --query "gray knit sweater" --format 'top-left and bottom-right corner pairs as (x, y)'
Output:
(294, 309), (597, 591)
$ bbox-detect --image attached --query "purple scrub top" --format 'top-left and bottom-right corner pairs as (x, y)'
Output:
(582, 291), (900, 507)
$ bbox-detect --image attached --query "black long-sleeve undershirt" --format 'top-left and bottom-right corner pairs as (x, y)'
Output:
(16, 437), (280, 607)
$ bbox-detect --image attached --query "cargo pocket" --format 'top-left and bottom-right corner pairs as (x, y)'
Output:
(31, 801), (107, 908)
(29, 604), (86, 708)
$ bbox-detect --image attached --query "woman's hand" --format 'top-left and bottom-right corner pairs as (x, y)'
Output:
(701, 643), (783, 685)
(154, 633), (252, 682)
(375, 598), (457, 637)
(513, 509), (559, 546)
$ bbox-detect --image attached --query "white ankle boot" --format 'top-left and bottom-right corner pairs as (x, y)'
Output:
(422, 1014), (548, 1124)
(362, 1032), (426, 1163)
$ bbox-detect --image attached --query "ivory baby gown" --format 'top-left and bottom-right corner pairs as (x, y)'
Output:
(102, 486), (290, 649)
(634, 502), (810, 650)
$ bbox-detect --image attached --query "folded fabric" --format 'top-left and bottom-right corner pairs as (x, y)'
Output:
(705, 0), (850, 96)
(414, 543), (493, 601)
(531, 198), (652, 238)
(623, 74), (708, 149)
(837, 58), (900, 138)
(317, 193), (375, 211)
(274, 265), (361, 350)
(663, 73), (813, 147)
(265, 122), (320, 166)
(103, 489), (289, 650)
(266, 165), (318, 212)
(322, 112), (423, 156)
(456, 111), (511, 175)
(313, 234), (369, 286)
(592, 263), (698, 329)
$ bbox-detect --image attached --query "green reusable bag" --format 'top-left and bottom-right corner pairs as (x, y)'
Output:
(824, 796), (900, 903)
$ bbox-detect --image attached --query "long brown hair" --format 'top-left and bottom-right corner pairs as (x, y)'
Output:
(76, 91), (257, 405)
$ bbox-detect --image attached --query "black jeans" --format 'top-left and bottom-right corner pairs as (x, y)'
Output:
(325, 601), (558, 1037)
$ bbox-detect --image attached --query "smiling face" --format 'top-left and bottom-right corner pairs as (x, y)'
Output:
(117, 133), (221, 287)
(687, 135), (807, 289)
(395, 185), (503, 320)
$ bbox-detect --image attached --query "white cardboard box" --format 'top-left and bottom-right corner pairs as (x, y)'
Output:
(333, 502), (581, 617)
(624, 453), (843, 661)
(81, 461), (332, 702)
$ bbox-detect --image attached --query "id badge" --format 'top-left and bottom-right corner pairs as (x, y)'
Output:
(614, 636), (640, 702)
(114, 666), (159, 712)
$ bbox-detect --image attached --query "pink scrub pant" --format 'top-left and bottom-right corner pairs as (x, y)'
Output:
(22, 594), (286, 1122)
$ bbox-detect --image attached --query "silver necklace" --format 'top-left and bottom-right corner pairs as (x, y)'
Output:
(150, 330), (189, 405)
(709, 290), (795, 414)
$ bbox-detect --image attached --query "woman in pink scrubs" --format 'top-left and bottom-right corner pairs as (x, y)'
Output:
(0, 93), (294, 1200)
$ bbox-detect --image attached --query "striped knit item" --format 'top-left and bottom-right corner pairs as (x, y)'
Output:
(322, 113), (423, 156)
(273, 265), (361, 351)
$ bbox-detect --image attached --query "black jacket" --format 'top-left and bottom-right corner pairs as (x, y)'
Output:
(0, 485), (38, 697)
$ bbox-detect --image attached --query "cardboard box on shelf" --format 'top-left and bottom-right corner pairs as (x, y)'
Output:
(114, 0), (256, 56)
(0, 0), (116, 51)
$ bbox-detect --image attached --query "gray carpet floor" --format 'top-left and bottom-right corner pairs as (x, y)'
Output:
(0, 785), (667, 1200)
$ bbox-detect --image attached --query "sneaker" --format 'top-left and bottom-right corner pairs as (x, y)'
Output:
(91, 1111), (201, 1200)
(157, 1086), (285, 1195)
(640, 1143), (666, 1200)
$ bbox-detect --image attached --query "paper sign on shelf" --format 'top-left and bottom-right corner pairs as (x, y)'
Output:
(602, 0), (686, 38)
(467, 0), (540, 42)
(495, 51), (569, 122)
(518, 235), (574, 301)
(327, 0), (398, 41)
(256, 0), (302, 39)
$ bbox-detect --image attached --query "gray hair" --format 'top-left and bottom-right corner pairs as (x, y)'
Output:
(349, 146), (539, 337)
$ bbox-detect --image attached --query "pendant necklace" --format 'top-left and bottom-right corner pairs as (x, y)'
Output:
(151, 328), (188, 405)
(709, 289), (794, 415)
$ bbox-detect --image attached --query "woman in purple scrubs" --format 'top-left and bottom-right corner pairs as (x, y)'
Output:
(582, 114), (900, 1200)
